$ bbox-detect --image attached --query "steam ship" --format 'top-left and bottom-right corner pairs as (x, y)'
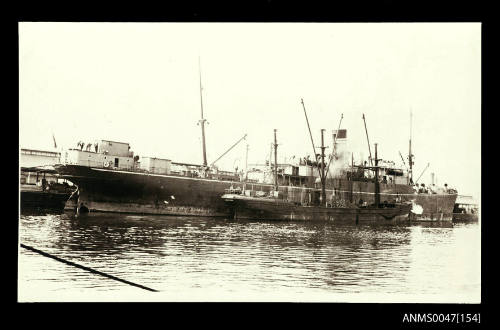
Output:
(53, 70), (456, 220)
(54, 127), (456, 221)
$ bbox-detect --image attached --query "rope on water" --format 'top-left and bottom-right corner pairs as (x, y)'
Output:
(20, 243), (159, 292)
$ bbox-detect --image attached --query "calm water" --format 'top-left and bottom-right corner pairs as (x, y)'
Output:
(18, 211), (481, 302)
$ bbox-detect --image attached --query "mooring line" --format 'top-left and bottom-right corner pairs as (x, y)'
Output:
(20, 243), (159, 292)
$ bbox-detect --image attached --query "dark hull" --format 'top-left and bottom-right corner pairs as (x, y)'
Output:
(452, 213), (479, 222)
(20, 190), (70, 212)
(222, 194), (412, 223)
(408, 194), (457, 222)
(328, 179), (457, 221)
(54, 164), (457, 220)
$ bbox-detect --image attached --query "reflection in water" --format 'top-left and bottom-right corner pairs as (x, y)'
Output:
(18, 211), (480, 302)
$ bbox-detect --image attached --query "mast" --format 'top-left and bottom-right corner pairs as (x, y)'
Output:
(332, 131), (336, 156)
(269, 143), (273, 169)
(320, 129), (326, 205)
(374, 143), (380, 207)
(273, 129), (278, 191)
(198, 57), (208, 167)
(245, 144), (249, 181)
(362, 114), (373, 166)
(350, 152), (354, 203)
(408, 110), (414, 184)
(300, 98), (323, 182)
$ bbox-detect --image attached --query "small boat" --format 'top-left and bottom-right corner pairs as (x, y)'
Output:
(452, 195), (479, 222)
(20, 167), (75, 212)
(221, 129), (412, 223)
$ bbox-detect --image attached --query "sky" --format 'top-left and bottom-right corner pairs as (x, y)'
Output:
(19, 22), (481, 200)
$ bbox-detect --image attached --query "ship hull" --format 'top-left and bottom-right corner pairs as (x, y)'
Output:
(54, 164), (456, 220)
(327, 179), (457, 221)
(452, 213), (479, 222)
(409, 194), (457, 222)
(56, 165), (239, 216)
(222, 194), (412, 223)
(21, 190), (70, 212)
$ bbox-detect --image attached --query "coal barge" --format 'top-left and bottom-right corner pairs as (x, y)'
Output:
(222, 129), (413, 223)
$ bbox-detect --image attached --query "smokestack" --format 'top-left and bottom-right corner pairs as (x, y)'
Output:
(431, 172), (435, 185)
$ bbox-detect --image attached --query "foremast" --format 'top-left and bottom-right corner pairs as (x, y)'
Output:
(198, 57), (208, 167)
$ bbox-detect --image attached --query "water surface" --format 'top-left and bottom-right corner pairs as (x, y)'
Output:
(18, 211), (481, 302)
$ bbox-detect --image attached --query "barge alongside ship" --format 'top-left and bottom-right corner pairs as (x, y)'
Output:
(222, 192), (412, 222)
(222, 129), (413, 223)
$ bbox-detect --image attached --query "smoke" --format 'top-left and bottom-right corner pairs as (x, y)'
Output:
(326, 142), (349, 178)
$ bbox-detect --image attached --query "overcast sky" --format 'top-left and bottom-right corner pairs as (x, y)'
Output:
(19, 22), (481, 199)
